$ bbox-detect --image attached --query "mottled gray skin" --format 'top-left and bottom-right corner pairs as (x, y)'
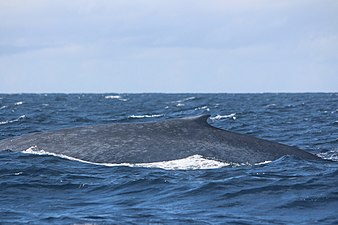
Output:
(0, 115), (321, 164)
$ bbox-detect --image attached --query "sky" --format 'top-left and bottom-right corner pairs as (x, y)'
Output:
(0, 0), (337, 93)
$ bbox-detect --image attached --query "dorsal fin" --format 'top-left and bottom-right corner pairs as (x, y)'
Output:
(187, 114), (211, 126)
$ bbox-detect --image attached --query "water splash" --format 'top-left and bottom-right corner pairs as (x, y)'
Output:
(22, 146), (274, 170)
(23, 147), (232, 170)
(317, 150), (338, 162)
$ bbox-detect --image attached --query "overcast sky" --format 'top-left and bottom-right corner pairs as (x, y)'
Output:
(0, 0), (337, 93)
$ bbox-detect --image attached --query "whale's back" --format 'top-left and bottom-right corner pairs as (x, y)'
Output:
(0, 115), (321, 164)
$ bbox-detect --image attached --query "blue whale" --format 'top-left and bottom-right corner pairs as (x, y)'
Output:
(0, 115), (321, 164)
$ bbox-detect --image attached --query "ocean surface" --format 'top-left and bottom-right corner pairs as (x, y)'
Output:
(0, 93), (337, 224)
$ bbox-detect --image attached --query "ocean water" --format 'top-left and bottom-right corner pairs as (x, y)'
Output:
(0, 93), (337, 224)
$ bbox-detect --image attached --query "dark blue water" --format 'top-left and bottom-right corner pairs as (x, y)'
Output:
(1, 93), (337, 224)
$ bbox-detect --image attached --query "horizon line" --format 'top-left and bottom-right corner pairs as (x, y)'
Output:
(1, 91), (337, 95)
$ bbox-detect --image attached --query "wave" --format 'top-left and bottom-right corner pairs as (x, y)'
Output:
(0, 115), (26, 125)
(1, 101), (24, 110)
(14, 101), (24, 106)
(317, 150), (338, 162)
(195, 106), (210, 111)
(210, 113), (237, 120)
(128, 114), (164, 119)
(178, 96), (196, 102)
(104, 95), (128, 101)
(175, 96), (197, 107)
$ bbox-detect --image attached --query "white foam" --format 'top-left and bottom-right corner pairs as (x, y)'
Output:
(23, 146), (274, 170)
(0, 106), (8, 110)
(255, 160), (272, 165)
(105, 95), (127, 101)
(195, 106), (210, 111)
(14, 101), (23, 106)
(0, 115), (26, 125)
(182, 97), (196, 101)
(105, 95), (121, 99)
(265, 103), (277, 108)
(23, 147), (233, 170)
(173, 96), (198, 107)
(128, 114), (164, 119)
(132, 155), (232, 170)
(317, 150), (338, 162)
(210, 113), (237, 120)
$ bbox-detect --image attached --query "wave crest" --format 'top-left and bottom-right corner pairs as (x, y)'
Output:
(0, 115), (26, 125)
(128, 114), (164, 119)
(210, 113), (236, 120)
(104, 95), (128, 101)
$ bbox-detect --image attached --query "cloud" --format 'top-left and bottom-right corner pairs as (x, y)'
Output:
(0, 0), (337, 92)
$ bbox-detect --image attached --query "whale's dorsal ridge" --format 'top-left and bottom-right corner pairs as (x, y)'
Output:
(186, 114), (211, 126)
(0, 114), (323, 164)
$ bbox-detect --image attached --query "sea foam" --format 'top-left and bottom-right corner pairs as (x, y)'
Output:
(128, 114), (164, 119)
(210, 113), (237, 120)
(0, 115), (26, 125)
(317, 150), (338, 162)
(105, 95), (127, 101)
(23, 146), (234, 170)
(14, 101), (23, 106)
